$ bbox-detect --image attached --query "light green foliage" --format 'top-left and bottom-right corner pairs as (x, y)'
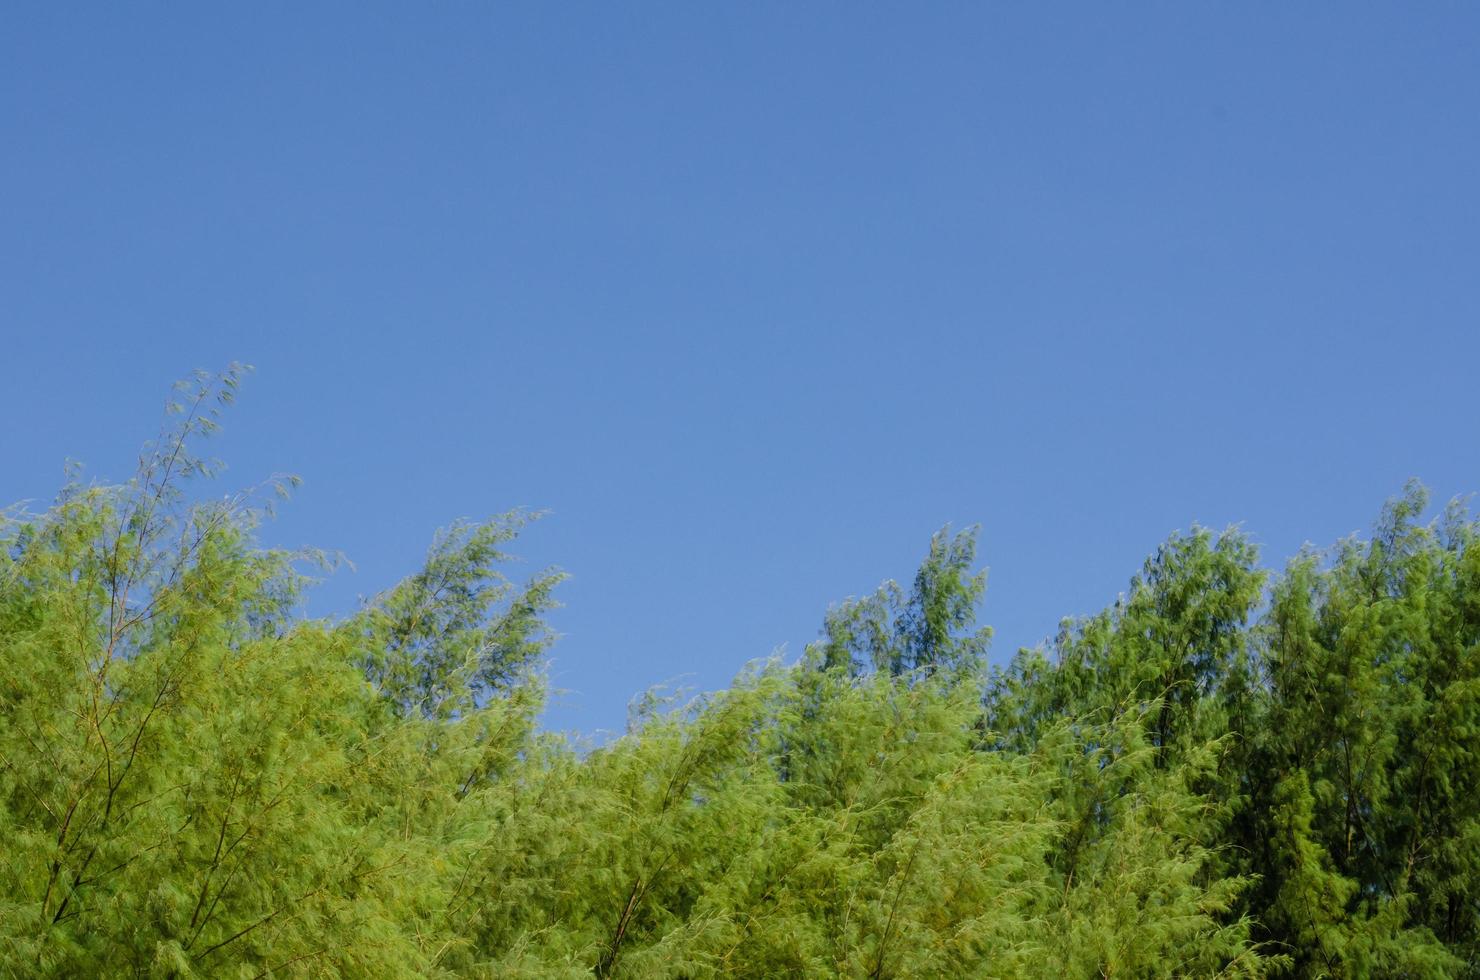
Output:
(2, 373), (1476, 976)
(353, 513), (564, 720)
(813, 526), (990, 677)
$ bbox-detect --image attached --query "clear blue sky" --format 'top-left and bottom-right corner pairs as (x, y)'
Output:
(4, 5), (1478, 735)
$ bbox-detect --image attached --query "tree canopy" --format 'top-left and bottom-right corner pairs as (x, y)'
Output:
(2, 370), (1476, 977)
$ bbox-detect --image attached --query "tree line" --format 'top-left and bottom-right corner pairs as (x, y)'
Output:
(2, 369), (1476, 977)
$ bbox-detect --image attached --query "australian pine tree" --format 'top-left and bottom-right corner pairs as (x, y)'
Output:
(2, 369), (1476, 977)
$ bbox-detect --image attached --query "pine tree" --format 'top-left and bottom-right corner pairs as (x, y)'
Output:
(4, 370), (1475, 977)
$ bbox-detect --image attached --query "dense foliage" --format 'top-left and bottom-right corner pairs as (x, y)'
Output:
(2, 372), (1476, 977)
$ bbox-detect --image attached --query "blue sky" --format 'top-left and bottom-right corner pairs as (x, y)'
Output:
(4, 5), (1478, 735)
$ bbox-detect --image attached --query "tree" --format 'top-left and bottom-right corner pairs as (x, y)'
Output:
(811, 525), (990, 678)
(3, 369), (1474, 977)
(0, 369), (560, 976)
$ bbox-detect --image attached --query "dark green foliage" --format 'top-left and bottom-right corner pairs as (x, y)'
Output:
(985, 484), (1480, 977)
(2, 374), (1476, 977)
(1234, 482), (1480, 976)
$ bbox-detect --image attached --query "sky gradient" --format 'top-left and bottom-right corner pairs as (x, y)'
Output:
(5, 5), (1479, 734)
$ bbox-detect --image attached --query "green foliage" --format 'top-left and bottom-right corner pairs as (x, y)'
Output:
(353, 514), (564, 721)
(986, 484), (1480, 977)
(1237, 481), (1479, 977)
(812, 526), (990, 677)
(2, 373), (1477, 977)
